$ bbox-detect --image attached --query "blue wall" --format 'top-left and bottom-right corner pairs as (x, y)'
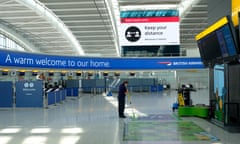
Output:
(0, 81), (13, 107)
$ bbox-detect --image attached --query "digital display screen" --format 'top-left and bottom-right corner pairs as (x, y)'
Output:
(129, 72), (135, 76)
(120, 10), (180, 46)
(76, 72), (81, 76)
(87, 73), (93, 77)
(197, 32), (222, 62)
(19, 72), (25, 76)
(60, 73), (66, 76)
(196, 16), (238, 66)
(2, 71), (8, 75)
(103, 73), (108, 77)
(32, 72), (38, 76)
(216, 25), (237, 57)
(48, 72), (54, 76)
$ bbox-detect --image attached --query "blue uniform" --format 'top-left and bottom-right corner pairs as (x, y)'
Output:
(118, 83), (127, 117)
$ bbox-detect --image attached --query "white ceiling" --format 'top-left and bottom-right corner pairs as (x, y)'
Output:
(0, 0), (207, 57)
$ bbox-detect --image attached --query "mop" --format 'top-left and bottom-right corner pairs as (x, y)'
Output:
(127, 92), (136, 119)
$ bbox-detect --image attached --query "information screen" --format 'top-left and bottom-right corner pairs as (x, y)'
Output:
(196, 16), (239, 66)
(197, 32), (222, 62)
(216, 25), (237, 57)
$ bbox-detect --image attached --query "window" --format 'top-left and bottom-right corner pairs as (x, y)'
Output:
(0, 33), (25, 51)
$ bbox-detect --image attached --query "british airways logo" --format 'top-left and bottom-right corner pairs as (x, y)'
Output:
(158, 61), (172, 66)
(158, 61), (202, 66)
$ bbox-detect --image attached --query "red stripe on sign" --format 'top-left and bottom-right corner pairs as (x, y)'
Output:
(121, 17), (179, 23)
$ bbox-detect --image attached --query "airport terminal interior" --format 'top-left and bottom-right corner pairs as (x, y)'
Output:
(1, 0), (240, 144)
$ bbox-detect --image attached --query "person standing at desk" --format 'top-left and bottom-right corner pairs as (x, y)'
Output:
(118, 81), (128, 118)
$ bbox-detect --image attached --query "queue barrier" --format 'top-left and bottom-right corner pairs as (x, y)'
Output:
(140, 85), (149, 92)
(81, 86), (92, 93)
(109, 84), (162, 93)
(66, 88), (79, 97)
(150, 84), (164, 92)
(79, 83), (161, 94)
(46, 89), (67, 107)
(48, 92), (55, 105)
(95, 86), (105, 94)
(129, 85), (164, 93)
(80, 86), (106, 95)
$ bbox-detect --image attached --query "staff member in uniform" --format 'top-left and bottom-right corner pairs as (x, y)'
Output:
(118, 80), (128, 118)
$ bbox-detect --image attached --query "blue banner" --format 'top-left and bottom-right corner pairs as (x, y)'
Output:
(0, 49), (204, 70)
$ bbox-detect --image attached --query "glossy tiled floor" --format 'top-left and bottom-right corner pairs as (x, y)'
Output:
(0, 89), (240, 144)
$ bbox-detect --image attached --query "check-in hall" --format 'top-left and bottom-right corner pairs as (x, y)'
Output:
(1, 0), (240, 144)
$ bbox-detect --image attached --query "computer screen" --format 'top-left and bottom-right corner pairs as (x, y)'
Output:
(103, 72), (108, 77)
(32, 72), (38, 76)
(48, 72), (54, 76)
(19, 71), (25, 76)
(76, 72), (82, 76)
(2, 71), (8, 76)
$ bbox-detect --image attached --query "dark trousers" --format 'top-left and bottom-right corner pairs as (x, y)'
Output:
(118, 96), (125, 116)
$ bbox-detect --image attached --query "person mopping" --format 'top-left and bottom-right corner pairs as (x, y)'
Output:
(118, 81), (128, 118)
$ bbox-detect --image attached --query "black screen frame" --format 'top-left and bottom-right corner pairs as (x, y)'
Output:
(196, 15), (239, 67)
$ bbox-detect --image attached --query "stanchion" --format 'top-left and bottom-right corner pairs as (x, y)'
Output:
(60, 90), (63, 103)
(43, 81), (48, 109)
(45, 93), (48, 109)
(13, 81), (16, 109)
(54, 92), (57, 106)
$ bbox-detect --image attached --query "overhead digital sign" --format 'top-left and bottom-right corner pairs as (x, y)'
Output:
(119, 10), (180, 46)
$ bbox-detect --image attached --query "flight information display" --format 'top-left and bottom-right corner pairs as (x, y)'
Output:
(196, 16), (239, 67)
(216, 25), (237, 57)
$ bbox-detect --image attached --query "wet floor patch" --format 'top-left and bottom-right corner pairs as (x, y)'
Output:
(130, 114), (180, 121)
(124, 121), (219, 142)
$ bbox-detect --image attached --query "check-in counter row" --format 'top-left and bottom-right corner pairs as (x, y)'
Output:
(0, 81), (80, 108)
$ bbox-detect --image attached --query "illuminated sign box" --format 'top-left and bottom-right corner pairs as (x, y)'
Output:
(119, 10), (180, 46)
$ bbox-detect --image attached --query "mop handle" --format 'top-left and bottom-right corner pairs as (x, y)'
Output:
(127, 92), (131, 104)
